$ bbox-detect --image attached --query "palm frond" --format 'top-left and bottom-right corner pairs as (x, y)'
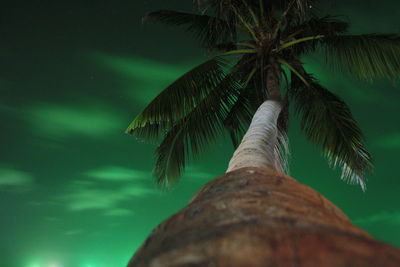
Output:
(210, 42), (237, 52)
(268, 0), (321, 24)
(194, 0), (321, 41)
(155, 74), (241, 187)
(126, 57), (227, 140)
(324, 34), (400, 81)
(277, 93), (290, 135)
(276, 91), (291, 175)
(290, 68), (372, 191)
(223, 88), (254, 148)
(281, 16), (349, 55)
(222, 56), (259, 147)
(290, 15), (349, 36)
(196, 0), (319, 16)
(275, 129), (290, 174)
(144, 10), (236, 47)
(224, 58), (279, 149)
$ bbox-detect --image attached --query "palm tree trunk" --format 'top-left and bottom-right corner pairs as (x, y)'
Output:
(127, 168), (400, 267)
(127, 79), (400, 266)
(227, 100), (283, 172)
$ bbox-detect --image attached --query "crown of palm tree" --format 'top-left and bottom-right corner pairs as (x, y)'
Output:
(126, 0), (400, 189)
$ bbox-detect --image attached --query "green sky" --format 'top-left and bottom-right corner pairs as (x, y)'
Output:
(1, 1), (400, 266)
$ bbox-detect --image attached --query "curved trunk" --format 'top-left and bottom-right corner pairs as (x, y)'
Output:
(227, 100), (283, 172)
(128, 84), (400, 266)
(128, 168), (400, 266)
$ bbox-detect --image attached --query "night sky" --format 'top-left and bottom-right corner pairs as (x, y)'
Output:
(1, 1), (400, 267)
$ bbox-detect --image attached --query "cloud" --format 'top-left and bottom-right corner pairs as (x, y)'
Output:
(84, 166), (150, 181)
(104, 208), (133, 216)
(91, 52), (192, 103)
(58, 165), (213, 216)
(374, 133), (400, 149)
(29, 103), (124, 139)
(62, 185), (152, 211)
(64, 229), (85, 236)
(354, 211), (400, 225)
(0, 167), (34, 188)
(59, 168), (154, 215)
(92, 52), (185, 83)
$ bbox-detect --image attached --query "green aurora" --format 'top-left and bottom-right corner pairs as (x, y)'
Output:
(1, 1), (399, 266)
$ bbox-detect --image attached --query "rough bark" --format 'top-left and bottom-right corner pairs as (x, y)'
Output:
(266, 60), (282, 100)
(127, 168), (400, 267)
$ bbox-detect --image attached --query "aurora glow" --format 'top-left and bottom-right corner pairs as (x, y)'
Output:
(1, 1), (399, 266)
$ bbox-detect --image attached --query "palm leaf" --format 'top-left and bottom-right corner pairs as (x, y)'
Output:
(265, 0), (321, 24)
(280, 16), (349, 55)
(194, 1), (320, 43)
(211, 42), (238, 52)
(223, 86), (254, 148)
(324, 34), (400, 81)
(290, 68), (372, 191)
(197, 0), (318, 16)
(155, 74), (241, 187)
(276, 94), (291, 174)
(144, 10), (236, 48)
(223, 55), (266, 144)
(296, 16), (349, 36)
(126, 57), (227, 140)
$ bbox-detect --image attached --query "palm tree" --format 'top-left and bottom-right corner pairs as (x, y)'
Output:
(126, 0), (400, 266)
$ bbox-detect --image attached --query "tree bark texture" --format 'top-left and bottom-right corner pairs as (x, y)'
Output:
(128, 168), (400, 267)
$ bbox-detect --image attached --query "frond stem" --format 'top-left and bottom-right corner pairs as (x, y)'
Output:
(236, 42), (256, 48)
(240, 0), (260, 27)
(231, 7), (260, 42)
(259, 0), (265, 21)
(285, 29), (304, 41)
(277, 58), (309, 86)
(220, 49), (257, 56)
(244, 67), (258, 87)
(272, 0), (296, 39)
(276, 35), (325, 52)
